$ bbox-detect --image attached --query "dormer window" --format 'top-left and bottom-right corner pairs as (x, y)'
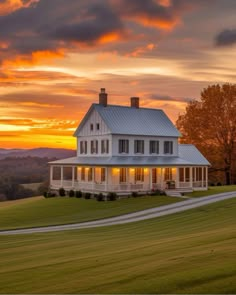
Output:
(90, 124), (94, 131)
(164, 141), (173, 154)
(96, 123), (100, 130)
(91, 140), (98, 154)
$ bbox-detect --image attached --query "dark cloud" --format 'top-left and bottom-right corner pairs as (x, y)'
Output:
(215, 29), (236, 46)
(149, 93), (194, 103)
(0, 0), (195, 61)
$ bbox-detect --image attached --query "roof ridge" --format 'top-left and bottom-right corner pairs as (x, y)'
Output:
(93, 103), (163, 112)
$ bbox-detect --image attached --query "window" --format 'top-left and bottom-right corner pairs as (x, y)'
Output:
(120, 168), (127, 183)
(134, 140), (144, 154)
(80, 141), (87, 154)
(164, 168), (173, 181)
(152, 169), (157, 184)
(101, 168), (106, 182)
(179, 168), (184, 182)
(150, 141), (159, 154)
(135, 168), (144, 182)
(96, 123), (100, 130)
(101, 139), (109, 154)
(91, 140), (98, 154)
(88, 168), (93, 182)
(164, 141), (173, 154)
(90, 124), (94, 131)
(81, 167), (85, 181)
(119, 140), (129, 153)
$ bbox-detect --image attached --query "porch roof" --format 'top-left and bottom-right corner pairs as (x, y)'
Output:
(49, 144), (210, 166)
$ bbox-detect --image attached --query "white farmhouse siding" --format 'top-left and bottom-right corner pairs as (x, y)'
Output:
(49, 89), (210, 195)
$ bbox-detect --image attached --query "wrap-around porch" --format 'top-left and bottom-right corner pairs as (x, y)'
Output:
(50, 166), (208, 194)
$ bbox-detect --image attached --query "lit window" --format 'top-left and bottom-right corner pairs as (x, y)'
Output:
(135, 168), (144, 182)
(101, 168), (106, 182)
(81, 167), (85, 181)
(164, 168), (173, 181)
(164, 141), (173, 154)
(150, 141), (159, 154)
(134, 140), (144, 154)
(119, 140), (129, 153)
(88, 168), (93, 182)
(120, 168), (127, 183)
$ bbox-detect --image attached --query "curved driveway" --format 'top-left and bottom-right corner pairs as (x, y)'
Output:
(1, 192), (235, 235)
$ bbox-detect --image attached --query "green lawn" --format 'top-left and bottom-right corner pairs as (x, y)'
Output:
(0, 198), (235, 294)
(0, 195), (181, 230)
(187, 185), (236, 198)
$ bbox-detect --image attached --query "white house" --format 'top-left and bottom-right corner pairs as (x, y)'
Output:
(49, 88), (210, 195)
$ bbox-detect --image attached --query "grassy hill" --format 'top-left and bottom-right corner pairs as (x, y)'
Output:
(0, 198), (235, 294)
(0, 195), (180, 230)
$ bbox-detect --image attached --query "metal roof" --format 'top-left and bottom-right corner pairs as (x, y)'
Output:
(178, 144), (210, 166)
(50, 145), (210, 166)
(74, 104), (180, 137)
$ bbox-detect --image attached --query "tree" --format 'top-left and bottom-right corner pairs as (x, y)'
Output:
(176, 83), (236, 185)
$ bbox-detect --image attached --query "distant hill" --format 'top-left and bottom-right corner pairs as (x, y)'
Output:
(0, 148), (76, 160)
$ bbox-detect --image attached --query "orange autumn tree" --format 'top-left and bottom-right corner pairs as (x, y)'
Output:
(176, 83), (236, 185)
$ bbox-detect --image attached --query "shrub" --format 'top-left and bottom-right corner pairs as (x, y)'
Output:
(75, 190), (82, 198)
(59, 187), (66, 197)
(96, 193), (104, 202)
(84, 192), (91, 199)
(132, 191), (138, 198)
(107, 192), (117, 201)
(217, 182), (222, 186)
(43, 191), (56, 198)
(68, 189), (75, 197)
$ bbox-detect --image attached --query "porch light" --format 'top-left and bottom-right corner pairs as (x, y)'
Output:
(130, 168), (135, 172)
(144, 168), (148, 173)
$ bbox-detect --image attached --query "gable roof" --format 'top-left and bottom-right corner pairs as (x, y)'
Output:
(74, 103), (180, 137)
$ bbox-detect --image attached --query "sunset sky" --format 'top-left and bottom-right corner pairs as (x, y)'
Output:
(0, 0), (236, 149)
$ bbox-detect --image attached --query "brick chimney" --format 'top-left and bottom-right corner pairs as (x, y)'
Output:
(99, 88), (107, 107)
(130, 97), (139, 108)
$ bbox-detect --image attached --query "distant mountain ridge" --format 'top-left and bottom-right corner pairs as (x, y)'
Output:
(0, 148), (76, 160)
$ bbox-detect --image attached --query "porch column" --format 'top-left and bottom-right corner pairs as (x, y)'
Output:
(176, 168), (179, 189)
(60, 166), (63, 187)
(206, 167), (208, 188)
(149, 168), (152, 190)
(105, 167), (108, 192)
(190, 167), (193, 188)
(72, 166), (75, 188)
(50, 165), (53, 185)
(160, 168), (164, 190)
(202, 167), (204, 188)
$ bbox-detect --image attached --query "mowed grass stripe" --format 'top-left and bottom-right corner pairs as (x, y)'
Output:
(0, 198), (235, 294)
(0, 196), (180, 230)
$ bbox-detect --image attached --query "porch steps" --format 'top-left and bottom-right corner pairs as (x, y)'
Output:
(165, 188), (193, 198)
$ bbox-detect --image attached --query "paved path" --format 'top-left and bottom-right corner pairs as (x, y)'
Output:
(1, 192), (235, 235)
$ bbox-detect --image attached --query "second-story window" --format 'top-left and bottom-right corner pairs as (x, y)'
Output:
(91, 140), (98, 154)
(150, 141), (159, 154)
(134, 140), (144, 154)
(119, 140), (129, 154)
(80, 141), (87, 154)
(101, 139), (109, 154)
(164, 141), (173, 154)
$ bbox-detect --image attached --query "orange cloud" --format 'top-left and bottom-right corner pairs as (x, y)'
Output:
(134, 16), (179, 30)
(0, 0), (39, 16)
(126, 43), (156, 57)
(2, 49), (65, 69)
(98, 32), (123, 44)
